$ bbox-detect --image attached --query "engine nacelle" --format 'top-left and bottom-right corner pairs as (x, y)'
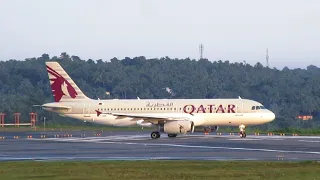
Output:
(159, 120), (195, 134)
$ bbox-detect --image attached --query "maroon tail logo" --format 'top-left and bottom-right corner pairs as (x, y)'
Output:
(46, 65), (78, 102)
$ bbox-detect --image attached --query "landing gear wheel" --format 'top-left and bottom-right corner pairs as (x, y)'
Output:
(168, 134), (177, 138)
(151, 131), (160, 139)
(239, 131), (247, 138)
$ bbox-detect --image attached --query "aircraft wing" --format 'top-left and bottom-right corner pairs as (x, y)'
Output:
(95, 110), (192, 122)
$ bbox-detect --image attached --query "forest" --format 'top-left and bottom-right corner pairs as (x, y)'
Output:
(0, 52), (319, 132)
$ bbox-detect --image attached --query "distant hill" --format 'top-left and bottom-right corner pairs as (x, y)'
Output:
(0, 52), (319, 131)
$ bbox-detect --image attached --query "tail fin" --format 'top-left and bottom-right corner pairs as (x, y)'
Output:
(45, 61), (90, 102)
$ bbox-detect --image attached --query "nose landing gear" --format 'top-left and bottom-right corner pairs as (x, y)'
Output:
(239, 124), (246, 138)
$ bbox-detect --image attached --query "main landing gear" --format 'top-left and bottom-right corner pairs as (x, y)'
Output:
(150, 132), (178, 139)
(239, 123), (247, 138)
(151, 131), (160, 139)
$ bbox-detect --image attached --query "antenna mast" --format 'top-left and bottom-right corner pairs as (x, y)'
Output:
(199, 44), (204, 60)
(266, 48), (269, 67)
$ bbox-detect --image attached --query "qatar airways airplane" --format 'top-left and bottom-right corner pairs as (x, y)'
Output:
(35, 61), (275, 139)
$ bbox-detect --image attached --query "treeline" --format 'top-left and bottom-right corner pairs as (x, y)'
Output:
(0, 52), (320, 131)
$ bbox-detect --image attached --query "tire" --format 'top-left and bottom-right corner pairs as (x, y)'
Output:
(151, 132), (160, 139)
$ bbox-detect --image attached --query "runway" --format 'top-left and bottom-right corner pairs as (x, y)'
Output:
(0, 131), (319, 161)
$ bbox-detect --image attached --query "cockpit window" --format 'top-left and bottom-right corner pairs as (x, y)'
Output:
(252, 106), (266, 110)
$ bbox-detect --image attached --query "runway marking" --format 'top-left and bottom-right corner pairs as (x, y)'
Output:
(195, 135), (320, 139)
(100, 141), (320, 155)
(299, 140), (320, 143)
(31, 135), (149, 142)
(248, 136), (320, 139)
(0, 156), (262, 161)
(228, 138), (263, 141)
(29, 137), (320, 155)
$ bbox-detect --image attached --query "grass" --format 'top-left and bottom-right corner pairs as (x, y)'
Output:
(0, 160), (319, 180)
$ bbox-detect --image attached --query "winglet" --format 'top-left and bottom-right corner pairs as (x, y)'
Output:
(32, 105), (42, 107)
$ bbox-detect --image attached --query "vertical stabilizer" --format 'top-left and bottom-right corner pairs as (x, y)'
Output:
(45, 62), (90, 102)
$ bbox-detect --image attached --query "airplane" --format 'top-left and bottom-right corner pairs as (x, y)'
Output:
(35, 61), (276, 139)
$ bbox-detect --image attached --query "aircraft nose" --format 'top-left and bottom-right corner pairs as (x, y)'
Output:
(266, 110), (276, 122)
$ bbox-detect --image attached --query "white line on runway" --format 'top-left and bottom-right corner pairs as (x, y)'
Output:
(98, 141), (320, 155)
(189, 134), (320, 139)
(29, 137), (320, 155)
(228, 138), (263, 141)
(30, 135), (149, 142)
(299, 140), (320, 143)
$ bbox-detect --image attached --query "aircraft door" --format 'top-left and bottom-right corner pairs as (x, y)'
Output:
(83, 103), (91, 117)
(236, 101), (243, 115)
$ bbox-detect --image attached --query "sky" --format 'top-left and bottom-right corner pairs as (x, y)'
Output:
(0, 0), (319, 69)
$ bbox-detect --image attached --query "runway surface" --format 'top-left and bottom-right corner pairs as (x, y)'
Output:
(0, 131), (320, 161)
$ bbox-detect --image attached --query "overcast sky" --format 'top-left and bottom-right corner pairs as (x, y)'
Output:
(0, 0), (319, 69)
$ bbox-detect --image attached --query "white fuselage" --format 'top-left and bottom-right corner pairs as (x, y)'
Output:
(42, 98), (275, 128)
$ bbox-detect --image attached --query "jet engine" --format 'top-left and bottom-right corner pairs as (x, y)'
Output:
(159, 120), (195, 134)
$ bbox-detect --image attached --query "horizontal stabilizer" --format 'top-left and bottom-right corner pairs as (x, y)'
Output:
(33, 104), (71, 110)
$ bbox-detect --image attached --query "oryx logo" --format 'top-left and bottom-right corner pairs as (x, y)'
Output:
(178, 124), (184, 133)
(46, 65), (78, 102)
